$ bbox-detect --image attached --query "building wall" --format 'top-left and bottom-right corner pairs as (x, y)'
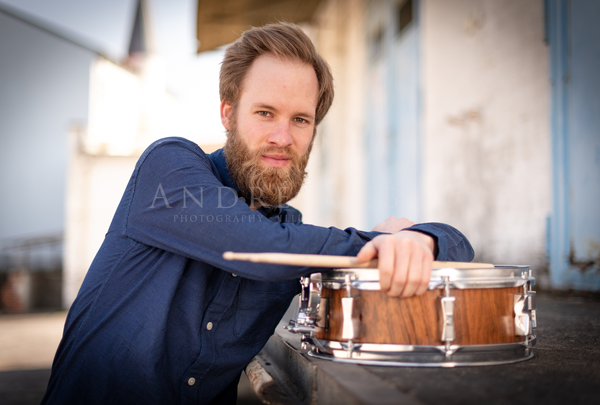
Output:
(292, 0), (369, 231)
(421, 0), (551, 274)
(547, 0), (600, 289)
(62, 131), (139, 307)
(62, 53), (185, 307)
(0, 11), (95, 241)
(362, 0), (421, 227)
(306, 0), (551, 280)
(0, 10), (96, 310)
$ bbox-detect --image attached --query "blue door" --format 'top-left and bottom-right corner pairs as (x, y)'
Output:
(365, 0), (420, 227)
(548, 0), (600, 289)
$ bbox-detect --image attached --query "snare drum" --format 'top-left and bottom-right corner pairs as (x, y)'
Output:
(285, 265), (537, 367)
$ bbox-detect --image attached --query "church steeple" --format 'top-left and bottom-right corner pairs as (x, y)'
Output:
(126, 0), (154, 69)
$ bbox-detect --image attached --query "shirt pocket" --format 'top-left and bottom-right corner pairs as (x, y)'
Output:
(233, 278), (298, 346)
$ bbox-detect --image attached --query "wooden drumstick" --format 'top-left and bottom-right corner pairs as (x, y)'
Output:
(222, 252), (494, 269)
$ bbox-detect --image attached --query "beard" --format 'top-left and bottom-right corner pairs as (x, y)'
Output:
(223, 115), (313, 207)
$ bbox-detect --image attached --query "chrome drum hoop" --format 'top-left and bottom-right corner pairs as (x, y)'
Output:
(304, 336), (536, 368)
(320, 265), (534, 290)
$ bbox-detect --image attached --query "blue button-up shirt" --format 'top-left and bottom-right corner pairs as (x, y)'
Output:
(42, 137), (474, 404)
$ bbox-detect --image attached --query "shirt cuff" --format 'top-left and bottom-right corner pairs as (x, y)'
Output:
(405, 223), (446, 261)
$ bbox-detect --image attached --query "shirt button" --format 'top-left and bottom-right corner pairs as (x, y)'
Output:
(232, 273), (237, 277)
(188, 377), (196, 386)
(206, 322), (213, 330)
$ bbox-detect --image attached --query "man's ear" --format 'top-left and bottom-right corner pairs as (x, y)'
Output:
(220, 101), (232, 130)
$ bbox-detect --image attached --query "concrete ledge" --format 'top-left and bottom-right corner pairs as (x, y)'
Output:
(255, 293), (600, 405)
(254, 326), (419, 405)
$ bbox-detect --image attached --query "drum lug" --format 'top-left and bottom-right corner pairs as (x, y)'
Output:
(341, 274), (361, 343)
(514, 290), (536, 336)
(437, 276), (457, 358)
(528, 291), (537, 329)
(439, 276), (456, 352)
(341, 297), (361, 340)
(316, 298), (329, 331)
(439, 296), (456, 343)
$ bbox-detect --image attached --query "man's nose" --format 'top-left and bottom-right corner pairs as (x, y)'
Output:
(267, 120), (293, 147)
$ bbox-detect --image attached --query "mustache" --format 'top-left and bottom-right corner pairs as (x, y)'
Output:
(256, 146), (296, 160)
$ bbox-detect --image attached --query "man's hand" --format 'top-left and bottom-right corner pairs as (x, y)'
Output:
(371, 216), (415, 233)
(357, 230), (434, 298)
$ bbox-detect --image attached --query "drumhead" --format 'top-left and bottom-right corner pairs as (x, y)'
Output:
(320, 265), (533, 290)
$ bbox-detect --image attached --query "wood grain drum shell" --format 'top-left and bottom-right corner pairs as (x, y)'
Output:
(316, 286), (524, 346)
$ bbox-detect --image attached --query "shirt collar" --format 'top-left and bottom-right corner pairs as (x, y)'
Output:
(209, 148), (240, 194)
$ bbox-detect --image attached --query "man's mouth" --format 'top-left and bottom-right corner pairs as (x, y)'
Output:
(261, 154), (292, 168)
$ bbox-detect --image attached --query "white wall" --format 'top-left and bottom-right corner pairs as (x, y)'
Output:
(291, 0), (369, 232)
(62, 130), (139, 306)
(421, 0), (550, 272)
(305, 0), (552, 279)
(62, 52), (195, 306)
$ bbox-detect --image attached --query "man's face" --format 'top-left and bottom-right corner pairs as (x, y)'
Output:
(221, 53), (319, 207)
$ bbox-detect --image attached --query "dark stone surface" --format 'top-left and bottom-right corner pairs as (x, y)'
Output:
(0, 368), (50, 405)
(266, 292), (600, 404)
(367, 294), (600, 404)
(0, 368), (262, 405)
(364, 293), (600, 404)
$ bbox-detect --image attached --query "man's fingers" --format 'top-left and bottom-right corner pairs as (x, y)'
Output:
(416, 253), (433, 296)
(365, 231), (436, 298)
(400, 245), (423, 298)
(377, 238), (396, 293)
(388, 240), (410, 297)
(357, 241), (376, 262)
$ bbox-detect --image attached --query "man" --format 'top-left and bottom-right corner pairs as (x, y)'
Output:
(43, 23), (473, 404)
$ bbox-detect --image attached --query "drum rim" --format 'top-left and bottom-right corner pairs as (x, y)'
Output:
(306, 350), (535, 368)
(305, 336), (536, 368)
(317, 265), (534, 290)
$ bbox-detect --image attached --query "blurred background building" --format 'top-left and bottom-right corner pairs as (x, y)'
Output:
(0, 0), (224, 310)
(0, 0), (598, 313)
(296, 0), (600, 293)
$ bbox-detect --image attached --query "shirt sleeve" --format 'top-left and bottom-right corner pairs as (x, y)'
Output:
(405, 223), (475, 262)
(125, 139), (380, 281)
(125, 139), (474, 280)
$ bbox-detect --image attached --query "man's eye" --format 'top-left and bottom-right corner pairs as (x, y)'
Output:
(294, 117), (307, 124)
(258, 111), (270, 117)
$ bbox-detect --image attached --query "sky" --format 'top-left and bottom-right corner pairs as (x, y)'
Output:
(0, 0), (226, 143)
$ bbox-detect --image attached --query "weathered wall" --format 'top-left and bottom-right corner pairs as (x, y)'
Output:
(421, 0), (550, 273)
(305, 0), (552, 278)
(292, 0), (369, 231)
